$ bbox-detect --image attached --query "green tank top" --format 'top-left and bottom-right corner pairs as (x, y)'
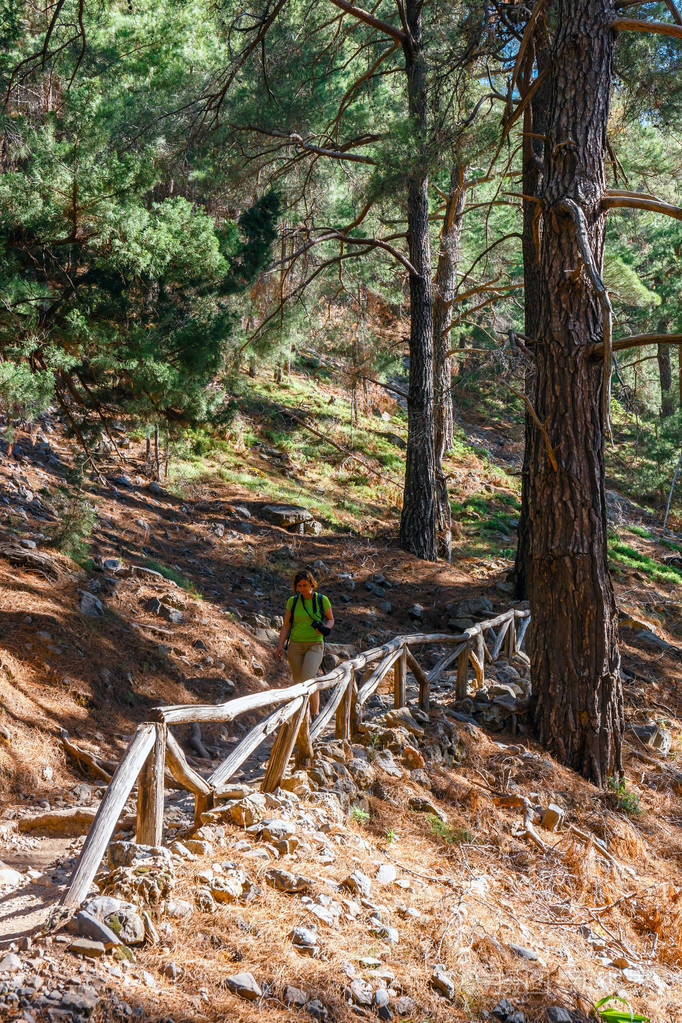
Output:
(286, 593), (331, 643)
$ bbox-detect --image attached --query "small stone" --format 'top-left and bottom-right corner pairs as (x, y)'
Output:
(508, 943), (539, 961)
(401, 745), (425, 769)
(342, 869), (371, 898)
(289, 925), (319, 956)
(541, 804), (564, 832)
(493, 1000), (516, 1020)
(431, 964), (455, 999)
(264, 868), (311, 894)
(73, 911), (121, 949)
(349, 978), (373, 1006)
(185, 839), (213, 856)
(166, 899), (192, 918)
(370, 918), (399, 944)
(375, 863), (397, 884)
(395, 995), (415, 1015)
(408, 604), (424, 620)
(0, 952), (22, 972)
(225, 972), (261, 1000)
(79, 591), (104, 617)
(408, 796), (446, 821)
(306, 998), (328, 1021)
(67, 938), (106, 958)
(0, 866), (23, 887)
(546, 1009), (572, 1023)
(284, 985), (308, 1006)
(61, 987), (99, 1013)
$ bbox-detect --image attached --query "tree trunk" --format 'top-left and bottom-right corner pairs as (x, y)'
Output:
(657, 327), (674, 417)
(399, 0), (437, 562)
(528, 0), (623, 785)
(514, 33), (551, 600)
(433, 164), (465, 562)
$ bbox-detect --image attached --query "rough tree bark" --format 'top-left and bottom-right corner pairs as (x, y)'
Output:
(514, 33), (551, 600)
(528, 0), (623, 785)
(433, 164), (466, 562)
(657, 317), (675, 416)
(399, 0), (437, 562)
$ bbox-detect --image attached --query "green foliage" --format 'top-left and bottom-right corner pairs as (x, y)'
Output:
(384, 827), (398, 846)
(46, 492), (97, 564)
(595, 994), (650, 1022)
(608, 536), (682, 585)
(607, 776), (643, 817)
(142, 558), (202, 597)
(351, 804), (370, 825)
(428, 815), (475, 845)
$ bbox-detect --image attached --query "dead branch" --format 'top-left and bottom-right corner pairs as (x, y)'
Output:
(283, 410), (402, 487)
(602, 193), (682, 221)
(0, 544), (63, 581)
(505, 384), (559, 471)
(327, 0), (407, 43)
(590, 332), (682, 357)
(612, 16), (682, 40)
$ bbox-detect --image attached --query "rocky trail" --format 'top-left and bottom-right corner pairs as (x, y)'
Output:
(0, 405), (680, 1022)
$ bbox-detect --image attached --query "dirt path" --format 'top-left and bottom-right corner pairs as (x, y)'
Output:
(0, 837), (72, 946)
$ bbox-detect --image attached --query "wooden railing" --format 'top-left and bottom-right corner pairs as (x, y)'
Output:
(59, 607), (529, 910)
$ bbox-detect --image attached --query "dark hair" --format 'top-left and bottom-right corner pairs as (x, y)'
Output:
(292, 569), (317, 592)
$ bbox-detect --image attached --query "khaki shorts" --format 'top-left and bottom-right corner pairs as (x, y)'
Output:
(287, 641), (324, 684)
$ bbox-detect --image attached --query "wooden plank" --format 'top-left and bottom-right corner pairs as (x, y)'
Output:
(456, 647), (470, 700)
(294, 700), (314, 768)
(516, 613), (531, 651)
(165, 731), (212, 797)
(357, 648), (402, 705)
(490, 616), (512, 660)
(209, 698), (306, 789)
(427, 642), (466, 684)
(334, 671), (354, 741)
(505, 617), (517, 657)
(136, 723), (166, 847)
(405, 648), (430, 712)
(394, 647), (407, 708)
(261, 697), (307, 792)
(483, 627), (496, 663)
(60, 724), (156, 910)
(308, 667), (353, 741)
(469, 648), (484, 688)
(475, 630), (486, 687)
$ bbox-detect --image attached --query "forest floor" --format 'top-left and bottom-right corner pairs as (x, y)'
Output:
(0, 365), (681, 1023)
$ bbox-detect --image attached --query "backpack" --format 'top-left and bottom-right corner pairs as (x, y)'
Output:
(285, 592), (330, 648)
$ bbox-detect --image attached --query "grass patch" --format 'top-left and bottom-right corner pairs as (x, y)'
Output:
(143, 558), (203, 597)
(608, 537), (682, 585)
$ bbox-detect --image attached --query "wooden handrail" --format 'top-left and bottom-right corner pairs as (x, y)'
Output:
(59, 608), (530, 914)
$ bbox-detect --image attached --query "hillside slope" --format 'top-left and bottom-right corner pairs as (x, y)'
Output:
(0, 366), (680, 1023)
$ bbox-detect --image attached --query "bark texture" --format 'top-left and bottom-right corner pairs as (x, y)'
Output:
(433, 165), (466, 562)
(528, 0), (623, 785)
(399, 0), (437, 561)
(657, 327), (674, 417)
(514, 33), (551, 600)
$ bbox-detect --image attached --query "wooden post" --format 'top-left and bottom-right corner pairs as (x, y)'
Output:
(294, 700), (314, 769)
(490, 616), (511, 661)
(405, 648), (430, 712)
(261, 696), (307, 792)
(516, 614), (531, 651)
(393, 647), (407, 708)
(475, 630), (486, 688)
(61, 723), (156, 910)
(505, 617), (517, 658)
(136, 723), (167, 846)
(335, 670), (354, 740)
(456, 647), (469, 701)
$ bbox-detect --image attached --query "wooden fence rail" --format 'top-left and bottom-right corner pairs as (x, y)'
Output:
(60, 607), (529, 911)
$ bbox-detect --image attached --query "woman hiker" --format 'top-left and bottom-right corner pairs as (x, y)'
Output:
(275, 569), (334, 722)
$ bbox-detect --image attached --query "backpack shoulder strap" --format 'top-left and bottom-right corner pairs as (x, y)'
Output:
(285, 593), (299, 648)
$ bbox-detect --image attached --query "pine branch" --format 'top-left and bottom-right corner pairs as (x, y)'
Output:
(590, 333), (682, 357)
(327, 0), (407, 44)
(612, 16), (682, 39)
(602, 192), (682, 221)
